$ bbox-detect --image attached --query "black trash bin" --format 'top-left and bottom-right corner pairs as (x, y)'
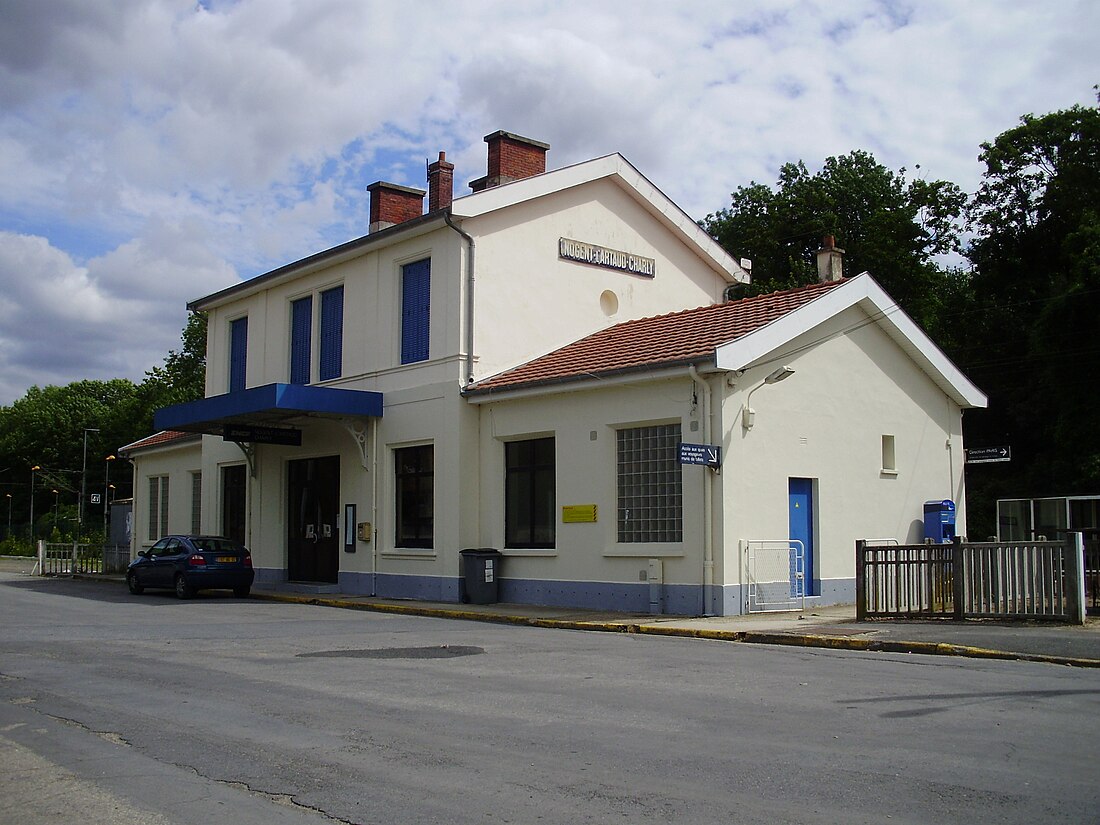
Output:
(460, 548), (503, 604)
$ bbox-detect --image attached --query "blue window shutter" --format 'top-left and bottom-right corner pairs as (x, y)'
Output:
(401, 259), (430, 364)
(229, 317), (248, 393)
(319, 286), (344, 381)
(290, 297), (312, 384)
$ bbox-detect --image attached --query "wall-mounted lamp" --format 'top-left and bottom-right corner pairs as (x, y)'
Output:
(741, 366), (796, 431)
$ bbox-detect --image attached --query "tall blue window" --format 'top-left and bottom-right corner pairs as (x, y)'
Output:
(319, 285), (344, 381)
(229, 317), (248, 393)
(289, 296), (312, 385)
(401, 259), (430, 364)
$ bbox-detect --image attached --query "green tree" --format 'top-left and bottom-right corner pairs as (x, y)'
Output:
(960, 97), (1100, 523)
(702, 150), (966, 331)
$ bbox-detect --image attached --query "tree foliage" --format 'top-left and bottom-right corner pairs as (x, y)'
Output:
(0, 312), (207, 542)
(702, 150), (967, 331)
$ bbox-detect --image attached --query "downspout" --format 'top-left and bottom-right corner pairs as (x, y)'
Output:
(443, 212), (476, 386)
(370, 418), (379, 596)
(688, 365), (714, 616)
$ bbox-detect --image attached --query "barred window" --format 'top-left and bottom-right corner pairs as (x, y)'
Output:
(617, 424), (682, 543)
(191, 472), (202, 534)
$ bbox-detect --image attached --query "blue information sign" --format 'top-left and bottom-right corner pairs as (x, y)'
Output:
(679, 443), (721, 468)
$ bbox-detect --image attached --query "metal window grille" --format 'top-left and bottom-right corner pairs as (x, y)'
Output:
(617, 424), (682, 542)
(147, 476), (169, 540)
(290, 296), (312, 384)
(319, 285), (344, 380)
(401, 259), (430, 364)
(191, 472), (202, 535)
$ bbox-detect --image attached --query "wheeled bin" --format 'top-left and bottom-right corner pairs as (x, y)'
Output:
(460, 548), (503, 604)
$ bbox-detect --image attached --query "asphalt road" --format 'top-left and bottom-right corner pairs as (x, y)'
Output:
(1, 573), (1099, 825)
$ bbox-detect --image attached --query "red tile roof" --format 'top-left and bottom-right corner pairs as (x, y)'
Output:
(467, 281), (843, 395)
(119, 430), (200, 455)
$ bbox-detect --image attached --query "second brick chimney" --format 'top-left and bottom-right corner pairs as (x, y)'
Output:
(367, 181), (426, 232)
(427, 151), (455, 212)
(469, 130), (550, 192)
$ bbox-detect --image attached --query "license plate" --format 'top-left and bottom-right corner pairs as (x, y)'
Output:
(216, 556), (238, 563)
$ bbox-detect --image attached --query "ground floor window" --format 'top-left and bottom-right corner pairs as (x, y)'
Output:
(395, 445), (433, 548)
(221, 465), (246, 545)
(191, 472), (202, 534)
(617, 423), (682, 543)
(505, 437), (555, 548)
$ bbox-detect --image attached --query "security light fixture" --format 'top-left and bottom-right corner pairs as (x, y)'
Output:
(741, 366), (796, 431)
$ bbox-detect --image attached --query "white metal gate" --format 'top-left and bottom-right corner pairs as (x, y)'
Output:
(744, 539), (806, 613)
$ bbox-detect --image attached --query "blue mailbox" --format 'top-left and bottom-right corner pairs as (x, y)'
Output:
(923, 499), (956, 543)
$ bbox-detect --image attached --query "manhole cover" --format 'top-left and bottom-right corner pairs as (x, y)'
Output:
(298, 645), (484, 660)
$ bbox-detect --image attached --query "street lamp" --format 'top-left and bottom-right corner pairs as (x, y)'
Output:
(5, 493), (11, 540)
(52, 489), (59, 533)
(104, 455), (116, 537)
(741, 366), (796, 431)
(29, 465), (40, 542)
(79, 428), (100, 536)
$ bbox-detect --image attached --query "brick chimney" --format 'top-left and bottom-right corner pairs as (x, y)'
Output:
(816, 235), (844, 283)
(367, 181), (425, 232)
(427, 151), (454, 212)
(468, 130), (550, 192)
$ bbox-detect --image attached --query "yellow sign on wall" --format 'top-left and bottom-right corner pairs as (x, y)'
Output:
(562, 504), (598, 523)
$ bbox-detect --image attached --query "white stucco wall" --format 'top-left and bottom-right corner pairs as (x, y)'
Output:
(128, 440), (202, 556)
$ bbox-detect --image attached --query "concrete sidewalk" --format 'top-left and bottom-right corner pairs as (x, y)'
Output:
(4, 556), (1098, 668)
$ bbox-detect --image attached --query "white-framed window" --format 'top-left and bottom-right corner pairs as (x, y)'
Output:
(881, 434), (897, 474)
(617, 423), (682, 543)
(147, 475), (169, 541)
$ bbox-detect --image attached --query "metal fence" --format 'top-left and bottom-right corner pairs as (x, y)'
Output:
(36, 542), (131, 576)
(743, 539), (807, 613)
(856, 535), (1087, 624)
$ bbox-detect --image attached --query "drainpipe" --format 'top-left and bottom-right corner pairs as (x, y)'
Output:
(688, 365), (714, 616)
(370, 418), (379, 596)
(444, 212), (476, 386)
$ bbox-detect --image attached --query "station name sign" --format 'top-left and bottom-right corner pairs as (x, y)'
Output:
(223, 424), (303, 446)
(559, 238), (655, 278)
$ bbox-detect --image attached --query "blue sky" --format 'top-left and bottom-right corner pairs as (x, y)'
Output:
(0, 0), (1096, 404)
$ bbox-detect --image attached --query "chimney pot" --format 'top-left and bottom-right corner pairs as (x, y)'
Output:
(427, 150), (455, 213)
(816, 235), (845, 283)
(469, 130), (550, 192)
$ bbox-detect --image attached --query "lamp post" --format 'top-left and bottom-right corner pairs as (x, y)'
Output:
(79, 428), (100, 537)
(104, 455), (116, 537)
(29, 465), (40, 542)
(52, 489), (59, 534)
(5, 493), (11, 540)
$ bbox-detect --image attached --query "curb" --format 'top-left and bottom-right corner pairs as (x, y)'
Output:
(248, 590), (1100, 669)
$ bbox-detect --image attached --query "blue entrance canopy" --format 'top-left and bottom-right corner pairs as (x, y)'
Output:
(154, 383), (383, 435)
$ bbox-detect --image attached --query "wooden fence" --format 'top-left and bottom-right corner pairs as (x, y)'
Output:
(856, 535), (1086, 624)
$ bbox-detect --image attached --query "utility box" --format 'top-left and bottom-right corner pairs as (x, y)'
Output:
(923, 500), (956, 543)
(460, 548), (503, 604)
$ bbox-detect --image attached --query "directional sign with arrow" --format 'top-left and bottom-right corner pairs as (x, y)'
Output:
(966, 446), (1011, 464)
(679, 443), (721, 468)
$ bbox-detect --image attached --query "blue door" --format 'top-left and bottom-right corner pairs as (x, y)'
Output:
(788, 478), (815, 596)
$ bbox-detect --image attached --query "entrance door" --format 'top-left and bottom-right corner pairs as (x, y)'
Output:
(788, 478), (815, 596)
(287, 456), (340, 583)
(222, 465), (247, 545)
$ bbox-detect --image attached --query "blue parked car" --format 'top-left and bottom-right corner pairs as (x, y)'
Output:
(127, 535), (254, 599)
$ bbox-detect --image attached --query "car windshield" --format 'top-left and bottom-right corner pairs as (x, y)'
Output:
(190, 538), (246, 554)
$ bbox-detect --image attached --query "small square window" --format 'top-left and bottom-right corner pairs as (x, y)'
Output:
(881, 434), (897, 473)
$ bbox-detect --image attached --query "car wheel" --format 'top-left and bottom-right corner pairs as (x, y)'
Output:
(174, 573), (195, 600)
(126, 572), (144, 595)
(233, 585), (251, 598)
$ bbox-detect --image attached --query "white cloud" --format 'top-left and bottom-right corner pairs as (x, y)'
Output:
(0, 0), (1097, 404)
